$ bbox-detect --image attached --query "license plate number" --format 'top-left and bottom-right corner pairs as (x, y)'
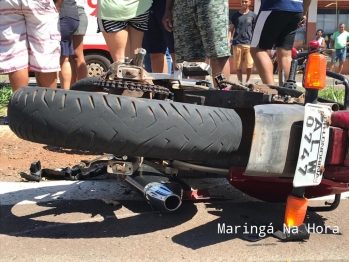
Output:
(293, 104), (332, 187)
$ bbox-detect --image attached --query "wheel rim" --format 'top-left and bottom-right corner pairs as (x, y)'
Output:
(87, 62), (106, 77)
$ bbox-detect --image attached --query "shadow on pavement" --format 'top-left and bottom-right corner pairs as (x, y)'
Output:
(0, 183), (198, 239)
(171, 201), (337, 249)
(0, 182), (337, 249)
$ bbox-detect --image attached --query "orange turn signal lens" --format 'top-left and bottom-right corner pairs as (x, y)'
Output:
(284, 195), (308, 228)
(303, 53), (327, 90)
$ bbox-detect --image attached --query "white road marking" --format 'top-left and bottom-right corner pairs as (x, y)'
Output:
(0, 181), (143, 206)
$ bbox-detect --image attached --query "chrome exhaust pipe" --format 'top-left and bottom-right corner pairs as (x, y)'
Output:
(144, 182), (182, 212)
(124, 166), (183, 212)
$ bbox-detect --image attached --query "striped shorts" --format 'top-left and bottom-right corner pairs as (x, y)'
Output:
(0, 0), (61, 74)
(97, 10), (150, 33)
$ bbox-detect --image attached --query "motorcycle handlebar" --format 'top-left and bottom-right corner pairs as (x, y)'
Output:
(288, 50), (349, 110)
(294, 51), (309, 59)
(326, 71), (349, 110)
(294, 48), (330, 59)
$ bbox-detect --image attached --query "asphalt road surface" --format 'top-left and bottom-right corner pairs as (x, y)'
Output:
(1, 178), (349, 262)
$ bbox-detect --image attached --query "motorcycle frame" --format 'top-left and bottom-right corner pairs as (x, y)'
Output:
(144, 50), (349, 202)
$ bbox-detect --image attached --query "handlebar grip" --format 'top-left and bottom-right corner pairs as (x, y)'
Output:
(335, 81), (344, 85)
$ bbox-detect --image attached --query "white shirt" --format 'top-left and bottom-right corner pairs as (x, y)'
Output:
(315, 37), (324, 45)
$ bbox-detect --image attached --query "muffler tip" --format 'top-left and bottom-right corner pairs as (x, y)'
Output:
(145, 182), (183, 212)
(164, 195), (182, 212)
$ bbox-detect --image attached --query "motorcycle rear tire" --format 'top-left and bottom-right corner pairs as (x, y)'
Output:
(8, 87), (242, 161)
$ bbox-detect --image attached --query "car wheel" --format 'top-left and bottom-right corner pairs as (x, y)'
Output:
(85, 54), (111, 77)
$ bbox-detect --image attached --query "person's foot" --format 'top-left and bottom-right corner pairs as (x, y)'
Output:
(3, 116), (8, 125)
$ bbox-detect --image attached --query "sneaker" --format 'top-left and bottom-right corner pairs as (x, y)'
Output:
(3, 116), (8, 125)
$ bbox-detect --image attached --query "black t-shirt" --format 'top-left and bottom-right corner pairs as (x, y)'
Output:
(231, 10), (256, 45)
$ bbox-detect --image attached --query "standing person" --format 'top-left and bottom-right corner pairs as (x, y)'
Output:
(230, 0), (256, 84)
(70, 0), (89, 84)
(97, 0), (152, 63)
(329, 24), (349, 74)
(162, 0), (231, 88)
(250, 0), (312, 86)
(314, 29), (326, 48)
(59, 0), (80, 89)
(143, 0), (175, 73)
(0, 0), (62, 92)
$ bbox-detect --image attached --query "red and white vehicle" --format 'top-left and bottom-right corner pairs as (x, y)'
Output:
(83, 0), (112, 77)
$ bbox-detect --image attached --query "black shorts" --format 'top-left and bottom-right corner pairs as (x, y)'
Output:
(251, 11), (303, 50)
(97, 10), (150, 33)
(142, 0), (175, 54)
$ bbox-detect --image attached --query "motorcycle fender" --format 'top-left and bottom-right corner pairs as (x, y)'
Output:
(244, 104), (305, 178)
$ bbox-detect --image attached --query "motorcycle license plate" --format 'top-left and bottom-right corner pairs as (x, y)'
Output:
(293, 104), (332, 187)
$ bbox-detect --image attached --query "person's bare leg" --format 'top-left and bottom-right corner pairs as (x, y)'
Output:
(329, 62), (335, 72)
(246, 68), (252, 83)
(35, 72), (42, 87)
(338, 61), (344, 74)
(210, 56), (230, 88)
(125, 37), (132, 60)
(251, 47), (275, 85)
(236, 69), (243, 83)
(233, 47), (243, 83)
(8, 68), (29, 92)
(102, 30), (128, 62)
(59, 56), (72, 90)
(150, 53), (167, 73)
(245, 47), (253, 83)
(69, 56), (77, 85)
(127, 26), (144, 60)
(276, 47), (292, 86)
(36, 72), (57, 88)
(71, 35), (87, 84)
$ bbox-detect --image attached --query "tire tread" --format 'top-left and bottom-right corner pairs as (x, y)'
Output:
(8, 87), (242, 161)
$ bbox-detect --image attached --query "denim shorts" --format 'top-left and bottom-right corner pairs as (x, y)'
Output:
(331, 48), (347, 63)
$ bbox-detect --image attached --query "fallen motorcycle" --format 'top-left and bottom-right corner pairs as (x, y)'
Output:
(7, 42), (349, 237)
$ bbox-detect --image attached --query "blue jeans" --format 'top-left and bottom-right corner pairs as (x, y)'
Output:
(165, 48), (172, 73)
(144, 52), (152, 72)
(331, 47), (347, 63)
